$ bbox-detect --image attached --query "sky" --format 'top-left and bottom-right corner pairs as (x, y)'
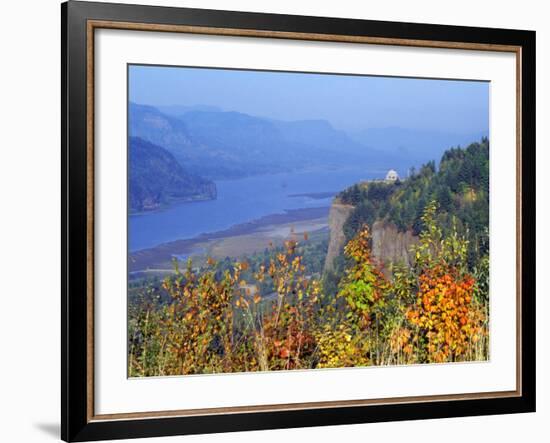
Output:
(129, 64), (489, 135)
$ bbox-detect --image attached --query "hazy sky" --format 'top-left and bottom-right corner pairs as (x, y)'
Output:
(129, 64), (489, 134)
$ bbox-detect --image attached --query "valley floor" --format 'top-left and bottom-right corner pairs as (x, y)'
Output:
(129, 206), (329, 275)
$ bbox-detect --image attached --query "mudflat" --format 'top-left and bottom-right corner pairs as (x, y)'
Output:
(129, 206), (329, 273)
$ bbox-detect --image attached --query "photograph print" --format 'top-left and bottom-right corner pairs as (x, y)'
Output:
(127, 65), (490, 377)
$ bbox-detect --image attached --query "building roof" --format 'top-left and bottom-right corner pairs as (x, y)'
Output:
(385, 169), (399, 181)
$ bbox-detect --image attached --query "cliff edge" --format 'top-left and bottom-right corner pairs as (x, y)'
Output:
(324, 200), (419, 272)
(324, 199), (355, 271)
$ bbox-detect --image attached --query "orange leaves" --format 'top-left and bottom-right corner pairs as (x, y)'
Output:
(149, 257), (246, 374)
(206, 256), (216, 266)
(406, 310), (419, 322)
(129, 201), (489, 377)
(257, 238), (320, 370)
(389, 327), (412, 356)
(267, 326), (315, 370)
(343, 225), (373, 264)
(408, 265), (484, 363)
(279, 347), (290, 359)
(162, 235), (322, 374)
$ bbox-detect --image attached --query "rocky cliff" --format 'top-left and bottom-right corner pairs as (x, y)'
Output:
(324, 199), (355, 271)
(324, 200), (418, 271)
(370, 220), (418, 266)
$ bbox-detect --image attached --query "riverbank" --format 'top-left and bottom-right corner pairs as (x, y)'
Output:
(129, 206), (330, 273)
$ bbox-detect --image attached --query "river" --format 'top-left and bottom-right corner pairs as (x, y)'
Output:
(129, 168), (380, 252)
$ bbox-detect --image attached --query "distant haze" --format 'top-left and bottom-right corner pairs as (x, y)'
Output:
(129, 64), (489, 134)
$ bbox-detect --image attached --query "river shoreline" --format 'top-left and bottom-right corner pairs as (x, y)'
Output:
(129, 206), (330, 273)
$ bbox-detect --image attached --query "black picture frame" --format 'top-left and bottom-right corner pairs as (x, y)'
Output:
(62, 1), (536, 441)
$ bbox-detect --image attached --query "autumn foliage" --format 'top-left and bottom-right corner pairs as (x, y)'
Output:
(129, 201), (489, 376)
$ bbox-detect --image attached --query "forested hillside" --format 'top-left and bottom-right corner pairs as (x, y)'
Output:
(340, 138), (489, 269)
(129, 137), (216, 213)
(128, 139), (491, 376)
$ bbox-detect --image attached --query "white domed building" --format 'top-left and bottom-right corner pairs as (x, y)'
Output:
(385, 169), (399, 182)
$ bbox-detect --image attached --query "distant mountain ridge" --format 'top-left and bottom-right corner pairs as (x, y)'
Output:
(129, 103), (195, 157)
(129, 102), (382, 179)
(129, 136), (216, 213)
(157, 104), (223, 116)
(129, 102), (487, 180)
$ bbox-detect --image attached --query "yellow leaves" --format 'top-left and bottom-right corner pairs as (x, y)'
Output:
(315, 323), (370, 369)
(206, 256), (216, 266)
(409, 264), (485, 363)
(284, 239), (297, 255)
(235, 297), (249, 309)
(291, 256), (302, 271)
(130, 206), (488, 377)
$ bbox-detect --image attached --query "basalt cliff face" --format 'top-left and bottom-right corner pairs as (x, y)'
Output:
(324, 200), (418, 271)
(324, 200), (355, 272)
(370, 220), (418, 266)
